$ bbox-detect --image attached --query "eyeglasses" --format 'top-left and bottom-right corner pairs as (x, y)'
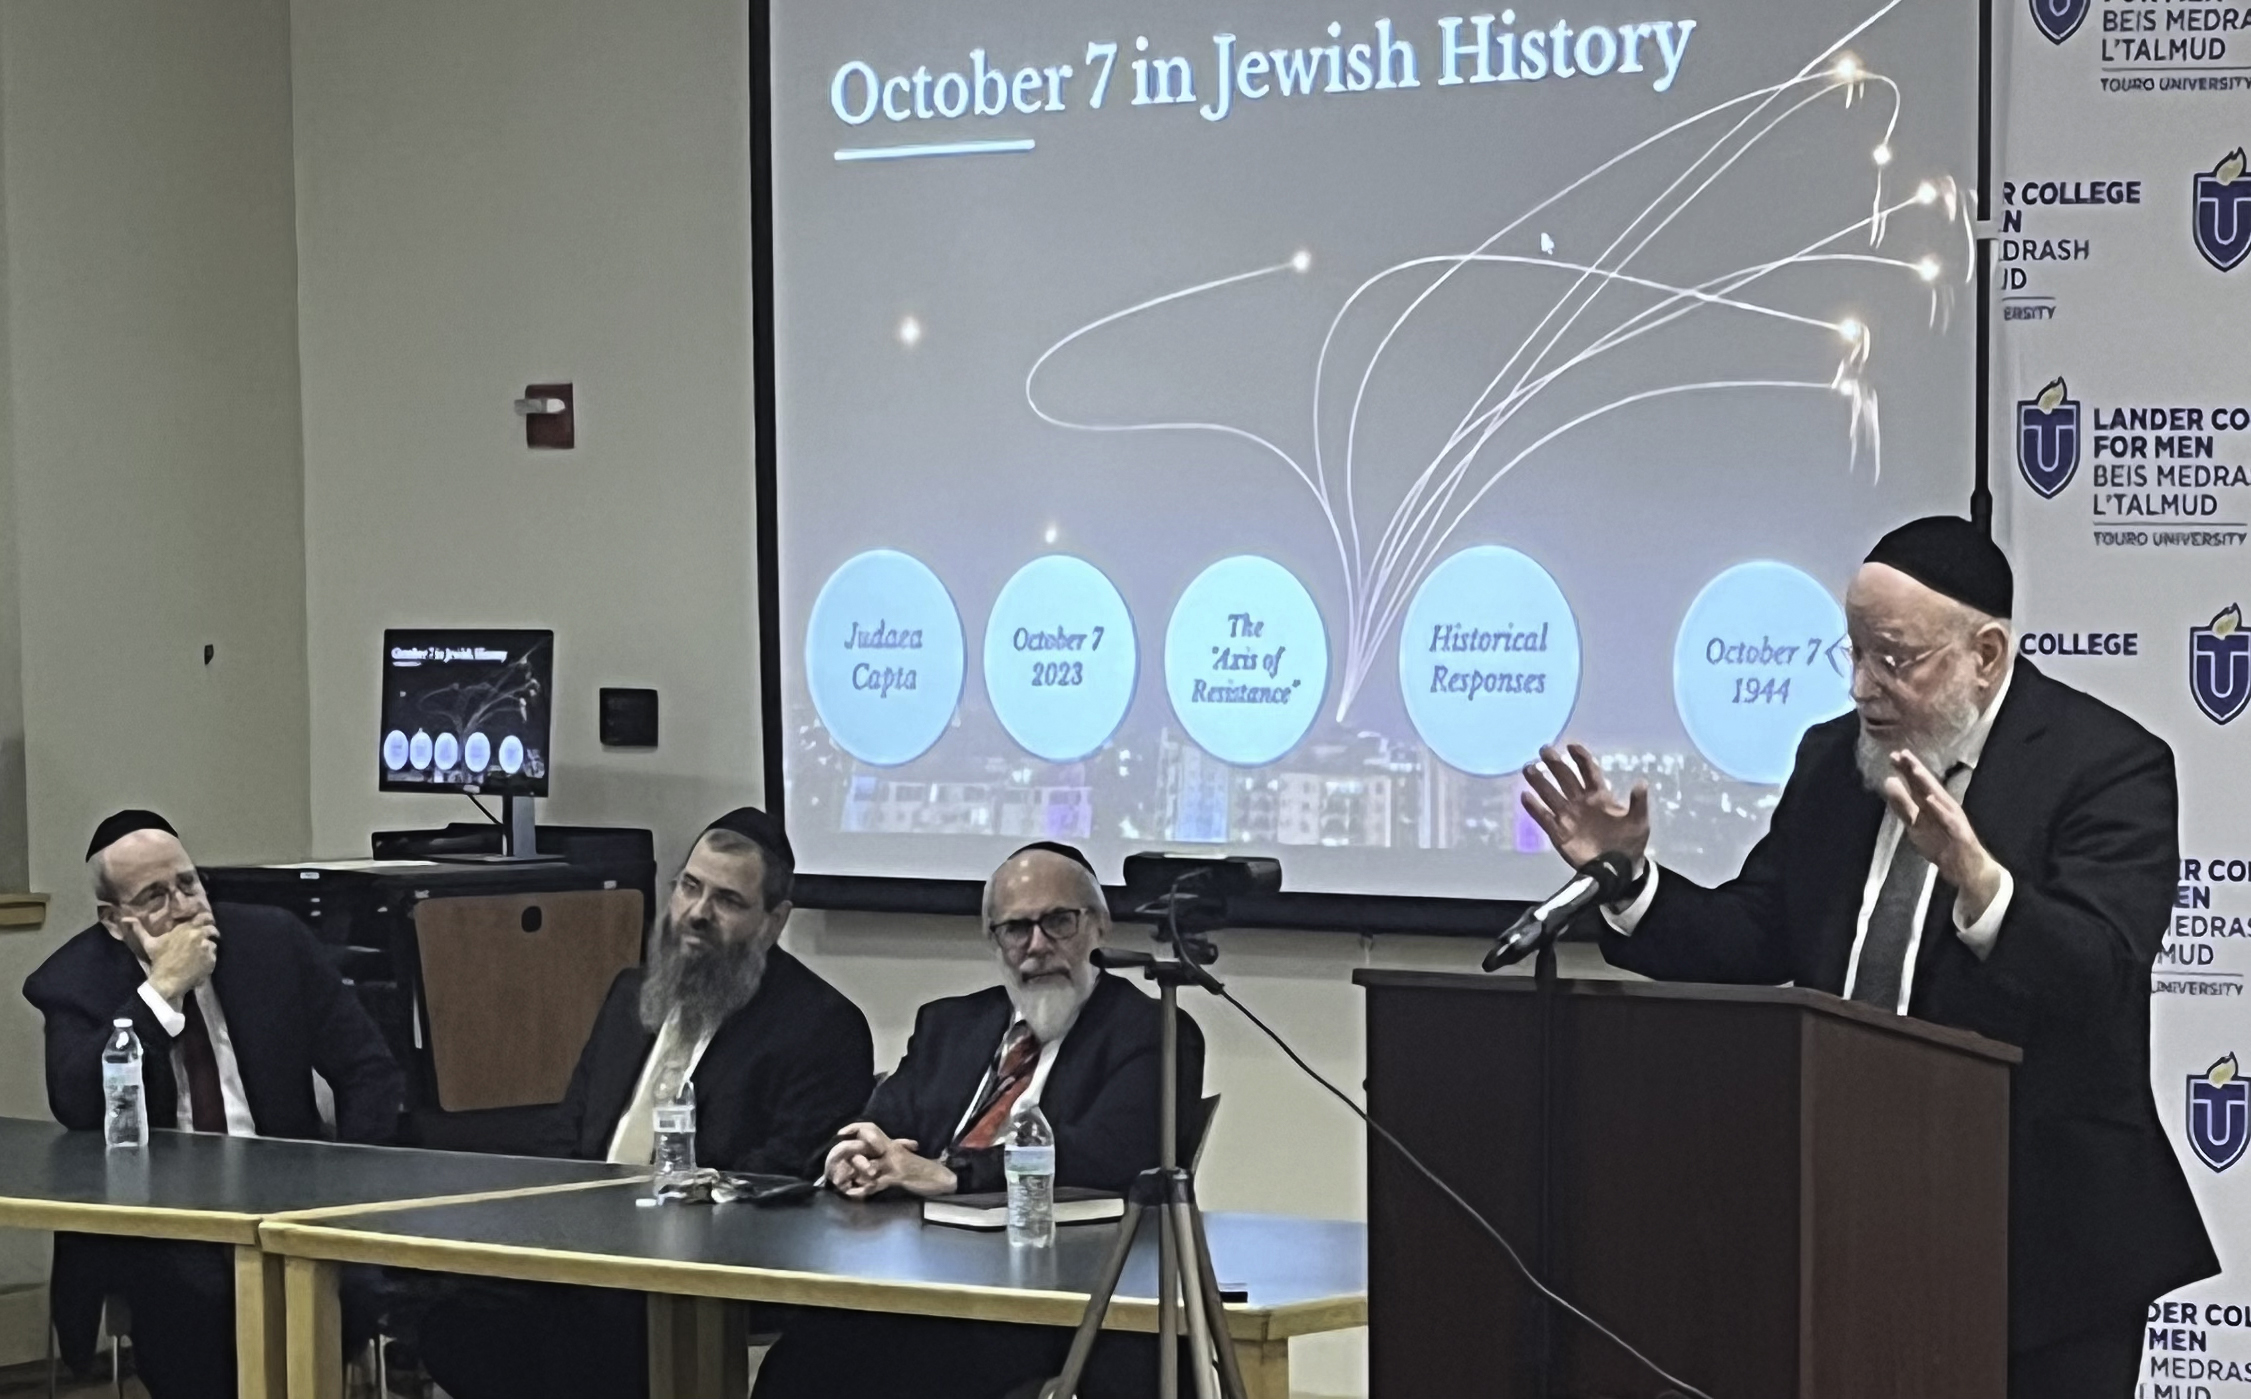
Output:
(1844, 638), (1955, 687)
(989, 906), (1091, 949)
(118, 870), (202, 920)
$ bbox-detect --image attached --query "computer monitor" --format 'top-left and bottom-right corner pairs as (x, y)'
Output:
(379, 629), (553, 797)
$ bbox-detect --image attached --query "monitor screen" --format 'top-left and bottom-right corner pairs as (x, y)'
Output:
(379, 630), (554, 797)
(762, 0), (1977, 902)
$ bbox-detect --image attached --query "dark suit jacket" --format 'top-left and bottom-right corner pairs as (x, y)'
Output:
(546, 947), (874, 1175)
(23, 901), (405, 1370)
(1599, 659), (2216, 1350)
(23, 902), (403, 1143)
(864, 971), (1204, 1195)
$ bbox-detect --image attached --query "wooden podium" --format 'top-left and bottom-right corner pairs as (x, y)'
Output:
(1355, 971), (2022, 1399)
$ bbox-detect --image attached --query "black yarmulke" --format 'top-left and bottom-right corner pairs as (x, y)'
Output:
(86, 809), (178, 862)
(1864, 516), (2014, 618)
(1009, 840), (1097, 876)
(702, 806), (792, 868)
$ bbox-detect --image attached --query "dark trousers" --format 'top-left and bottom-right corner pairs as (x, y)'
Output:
(87, 1241), (379, 1399)
(751, 1307), (1184, 1399)
(2009, 1315), (2144, 1399)
(418, 1281), (650, 1399)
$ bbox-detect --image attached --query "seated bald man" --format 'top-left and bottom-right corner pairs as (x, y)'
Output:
(1522, 516), (2216, 1399)
(753, 841), (1206, 1399)
(23, 810), (402, 1399)
(419, 807), (875, 1399)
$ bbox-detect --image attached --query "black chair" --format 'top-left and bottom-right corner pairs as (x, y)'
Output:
(1187, 1093), (1222, 1169)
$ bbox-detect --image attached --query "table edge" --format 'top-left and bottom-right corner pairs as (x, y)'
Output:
(0, 1196), (260, 1244)
(257, 1221), (1363, 1341)
(263, 1173), (652, 1223)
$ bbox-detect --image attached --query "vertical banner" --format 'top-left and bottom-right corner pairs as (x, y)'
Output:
(1997, 0), (2251, 1383)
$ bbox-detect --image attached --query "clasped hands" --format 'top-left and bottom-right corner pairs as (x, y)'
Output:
(823, 1122), (958, 1199)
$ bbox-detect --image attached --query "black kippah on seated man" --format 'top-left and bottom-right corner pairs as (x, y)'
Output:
(752, 842), (1206, 1399)
(23, 811), (403, 1399)
(418, 807), (875, 1399)
(1520, 516), (2217, 1399)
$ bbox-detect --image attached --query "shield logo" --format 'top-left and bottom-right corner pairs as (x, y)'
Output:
(2194, 149), (2251, 272)
(2192, 604), (2251, 725)
(2030, 0), (2089, 43)
(2189, 1055), (2250, 1172)
(2016, 377), (2079, 499)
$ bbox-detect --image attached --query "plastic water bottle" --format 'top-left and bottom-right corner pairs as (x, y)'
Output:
(652, 1083), (697, 1200)
(1005, 1103), (1056, 1248)
(102, 1019), (147, 1150)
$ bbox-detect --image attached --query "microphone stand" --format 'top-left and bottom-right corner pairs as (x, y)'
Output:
(1534, 929), (1560, 1399)
(1043, 882), (1247, 1399)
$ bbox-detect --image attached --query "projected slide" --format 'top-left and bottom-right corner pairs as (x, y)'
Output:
(767, 0), (1976, 901)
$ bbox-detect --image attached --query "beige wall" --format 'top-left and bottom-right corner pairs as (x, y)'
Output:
(0, 0), (310, 1319)
(4, 0), (312, 919)
(290, 0), (764, 863)
(0, 32), (26, 901)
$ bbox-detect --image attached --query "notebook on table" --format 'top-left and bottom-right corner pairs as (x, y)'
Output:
(922, 1188), (1125, 1230)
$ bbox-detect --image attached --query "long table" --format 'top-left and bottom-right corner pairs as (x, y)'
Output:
(262, 1186), (1368, 1399)
(0, 1119), (639, 1399)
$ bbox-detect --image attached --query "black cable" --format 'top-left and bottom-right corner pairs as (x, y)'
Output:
(464, 791), (503, 827)
(1209, 980), (1714, 1399)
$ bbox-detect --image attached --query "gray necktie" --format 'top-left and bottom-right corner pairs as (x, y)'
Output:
(1851, 763), (1969, 1013)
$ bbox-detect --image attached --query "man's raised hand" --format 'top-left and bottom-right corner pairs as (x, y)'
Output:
(133, 915), (218, 1008)
(1520, 742), (1651, 871)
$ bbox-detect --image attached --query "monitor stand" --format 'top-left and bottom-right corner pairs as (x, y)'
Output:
(427, 792), (563, 865)
(508, 792), (538, 857)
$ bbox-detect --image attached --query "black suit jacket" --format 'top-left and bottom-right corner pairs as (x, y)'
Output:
(22, 902), (403, 1144)
(24, 902), (406, 1372)
(864, 971), (1205, 1195)
(547, 947), (874, 1175)
(1599, 660), (2216, 1350)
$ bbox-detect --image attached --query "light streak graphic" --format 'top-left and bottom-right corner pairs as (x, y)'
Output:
(836, 138), (1036, 162)
(1024, 6), (1973, 722)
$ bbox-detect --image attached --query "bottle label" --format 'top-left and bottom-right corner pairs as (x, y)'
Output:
(102, 1062), (141, 1091)
(653, 1105), (694, 1135)
(1004, 1146), (1055, 1176)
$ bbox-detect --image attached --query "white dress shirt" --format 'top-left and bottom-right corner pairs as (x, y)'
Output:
(605, 1011), (720, 1164)
(1606, 666), (2018, 1014)
(135, 977), (257, 1136)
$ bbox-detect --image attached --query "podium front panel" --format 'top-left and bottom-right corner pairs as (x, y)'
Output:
(1360, 973), (2012, 1399)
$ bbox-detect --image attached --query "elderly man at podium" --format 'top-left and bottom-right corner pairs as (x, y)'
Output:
(1522, 516), (2216, 1399)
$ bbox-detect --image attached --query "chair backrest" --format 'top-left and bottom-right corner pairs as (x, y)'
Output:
(1188, 1094), (1222, 1170)
(414, 888), (645, 1110)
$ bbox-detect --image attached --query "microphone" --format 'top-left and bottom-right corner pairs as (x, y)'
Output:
(1482, 851), (1638, 972)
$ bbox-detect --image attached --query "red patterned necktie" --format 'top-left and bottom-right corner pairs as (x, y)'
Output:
(956, 1028), (1042, 1150)
(177, 995), (227, 1133)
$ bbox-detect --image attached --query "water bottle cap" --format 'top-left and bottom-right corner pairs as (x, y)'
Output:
(113, 1018), (133, 1028)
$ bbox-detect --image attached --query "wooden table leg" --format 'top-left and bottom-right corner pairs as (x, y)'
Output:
(281, 1257), (341, 1399)
(647, 1294), (746, 1399)
(233, 1247), (286, 1399)
(1232, 1337), (1291, 1399)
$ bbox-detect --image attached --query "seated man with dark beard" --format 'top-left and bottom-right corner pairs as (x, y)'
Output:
(418, 807), (873, 1399)
(752, 841), (1204, 1399)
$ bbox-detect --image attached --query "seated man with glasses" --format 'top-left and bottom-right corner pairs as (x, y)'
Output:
(24, 810), (402, 1399)
(753, 840), (1205, 1399)
(1519, 516), (2216, 1399)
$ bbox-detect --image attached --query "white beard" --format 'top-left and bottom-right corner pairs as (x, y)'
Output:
(1855, 678), (1984, 791)
(1002, 955), (1098, 1043)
